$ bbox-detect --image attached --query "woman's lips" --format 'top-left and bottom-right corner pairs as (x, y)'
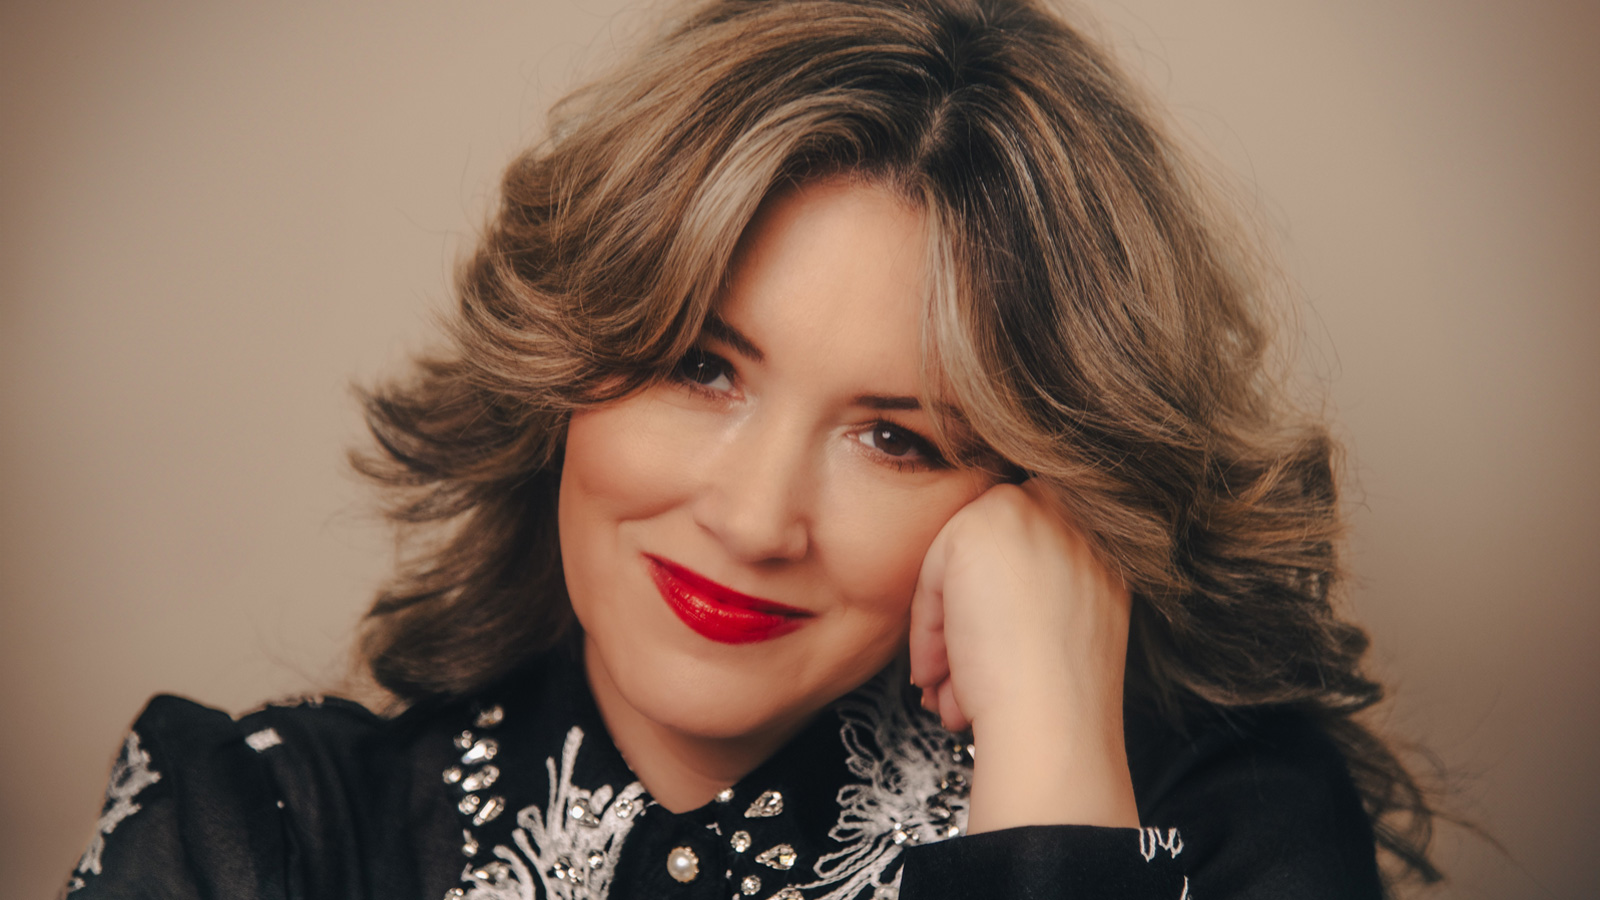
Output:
(644, 554), (813, 644)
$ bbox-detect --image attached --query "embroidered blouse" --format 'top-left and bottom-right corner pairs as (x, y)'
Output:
(64, 651), (1383, 899)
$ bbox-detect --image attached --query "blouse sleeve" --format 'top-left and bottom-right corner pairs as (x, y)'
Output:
(896, 709), (1383, 899)
(63, 695), (291, 900)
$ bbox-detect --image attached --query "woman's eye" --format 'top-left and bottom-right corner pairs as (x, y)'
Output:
(673, 349), (734, 393)
(856, 421), (944, 467)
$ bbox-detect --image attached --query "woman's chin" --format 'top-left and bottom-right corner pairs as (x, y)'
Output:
(617, 654), (815, 740)
(589, 637), (873, 745)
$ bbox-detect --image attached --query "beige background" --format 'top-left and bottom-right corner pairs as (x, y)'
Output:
(2, 0), (1595, 896)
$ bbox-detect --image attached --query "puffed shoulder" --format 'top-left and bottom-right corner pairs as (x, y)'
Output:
(64, 693), (462, 900)
(64, 695), (301, 899)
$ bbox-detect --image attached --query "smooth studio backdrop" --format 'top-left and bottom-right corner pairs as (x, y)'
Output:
(2, 1), (1596, 896)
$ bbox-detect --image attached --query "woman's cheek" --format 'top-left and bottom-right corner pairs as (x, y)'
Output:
(560, 396), (705, 629)
(564, 395), (709, 522)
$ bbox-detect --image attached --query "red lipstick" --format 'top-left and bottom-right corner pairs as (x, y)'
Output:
(644, 554), (812, 644)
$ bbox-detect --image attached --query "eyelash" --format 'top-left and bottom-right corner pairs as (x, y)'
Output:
(854, 422), (947, 472)
(672, 348), (738, 400)
(669, 348), (948, 473)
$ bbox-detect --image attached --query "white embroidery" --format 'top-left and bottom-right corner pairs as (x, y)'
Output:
(1179, 875), (1190, 899)
(461, 727), (647, 900)
(245, 727), (284, 752)
(1139, 826), (1184, 861)
(458, 849), (535, 900)
(74, 732), (163, 880)
(792, 670), (972, 900)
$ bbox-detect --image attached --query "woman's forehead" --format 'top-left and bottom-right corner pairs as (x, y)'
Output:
(712, 180), (930, 386)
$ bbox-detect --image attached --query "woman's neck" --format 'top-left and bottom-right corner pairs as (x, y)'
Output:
(582, 640), (811, 813)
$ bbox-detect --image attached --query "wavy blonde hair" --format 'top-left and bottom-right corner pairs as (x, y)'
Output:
(355, 0), (1438, 888)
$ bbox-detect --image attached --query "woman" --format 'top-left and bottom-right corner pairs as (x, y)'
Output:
(66, 0), (1439, 897)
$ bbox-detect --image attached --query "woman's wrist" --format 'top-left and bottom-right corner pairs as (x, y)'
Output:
(964, 690), (1139, 834)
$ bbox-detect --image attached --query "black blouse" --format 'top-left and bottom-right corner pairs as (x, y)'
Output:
(63, 652), (1383, 899)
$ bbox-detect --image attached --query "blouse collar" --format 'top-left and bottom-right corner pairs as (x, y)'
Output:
(435, 649), (974, 900)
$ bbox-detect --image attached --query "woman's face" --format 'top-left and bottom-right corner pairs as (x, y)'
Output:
(559, 179), (993, 743)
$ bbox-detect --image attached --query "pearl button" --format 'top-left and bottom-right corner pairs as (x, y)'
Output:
(666, 846), (700, 883)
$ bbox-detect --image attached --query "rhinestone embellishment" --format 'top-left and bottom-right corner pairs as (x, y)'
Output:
(745, 790), (783, 818)
(471, 861), (511, 882)
(474, 704), (505, 728)
(552, 856), (584, 885)
(741, 874), (762, 895)
(460, 829), (478, 858)
(458, 794), (482, 816)
(460, 738), (498, 765)
(729, 830), (752, 853)
(472, 795), (505, 826)
(774, 889), (804, 900)
(587, 849), (606, 870)
(889, 822), (920, 845)
(666, 846), (700, 883)
(612, 797), (636, 819)
(715, 787), (735, 803)
(461, 765), (499, 792)
(755, 843), (797, 870)
(454, 730), (476, 751)
(442, 766), (464, 786)
(568, 798), (601, 827)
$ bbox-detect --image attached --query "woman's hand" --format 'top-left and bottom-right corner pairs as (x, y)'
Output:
(907, 480), (1140, 832)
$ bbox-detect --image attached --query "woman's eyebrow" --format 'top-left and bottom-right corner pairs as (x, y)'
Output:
(702, 314), (765, 363)
(853, 394), (922, 411)
(703, 314), (923, 412)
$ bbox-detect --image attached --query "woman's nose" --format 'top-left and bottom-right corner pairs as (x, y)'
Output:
(691, 413), (813, 563)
